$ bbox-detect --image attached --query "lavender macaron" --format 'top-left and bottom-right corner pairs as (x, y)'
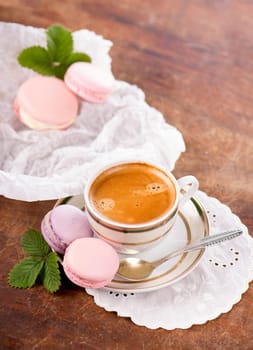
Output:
(41, 205), (93, 254)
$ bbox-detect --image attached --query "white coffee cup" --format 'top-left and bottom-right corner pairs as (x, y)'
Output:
(84, 161), (198, 254)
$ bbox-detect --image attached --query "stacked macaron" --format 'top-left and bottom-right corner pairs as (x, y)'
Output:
(41, 204), (93, 254)
(64, 62), (115, 103)
(41, 204), (119, 288)
(63, 237), (119, 288)
(15, 62), (115, 130)
(15, 76), (79, 130)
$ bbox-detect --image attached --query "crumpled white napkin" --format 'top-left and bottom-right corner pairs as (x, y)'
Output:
(0, 22), (185, 201)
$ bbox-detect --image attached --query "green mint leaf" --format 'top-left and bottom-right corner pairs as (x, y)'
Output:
(17, 25), (92, 80)
(66, 52), (91, 65)
(18, 46), (55, 76)
(8, 257), (44, 289)
(22, 228), (51, 257)
(46, 25), (73, 62)
(41, 252), (61, 293)
(52, 63), (69, 80)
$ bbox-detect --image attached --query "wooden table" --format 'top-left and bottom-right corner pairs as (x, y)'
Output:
(0, 1), (252, 349)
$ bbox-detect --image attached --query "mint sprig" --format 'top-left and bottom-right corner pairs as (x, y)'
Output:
(18, 24), (91, 79)
(22, 228), (51, 256)
(8, 229), (61, 293)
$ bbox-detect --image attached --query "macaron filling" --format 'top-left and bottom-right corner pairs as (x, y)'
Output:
(47, 212), (68, 248)
(41, 211), (67, 253)
(17, 104), (76, 130)
(41, 218), (65, 254)
(14, 76), (79, 130)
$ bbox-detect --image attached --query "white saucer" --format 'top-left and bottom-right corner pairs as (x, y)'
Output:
(57, 194), (210, 293)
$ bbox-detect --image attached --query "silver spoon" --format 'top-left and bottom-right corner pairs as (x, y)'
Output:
(117, 229), (243, 281)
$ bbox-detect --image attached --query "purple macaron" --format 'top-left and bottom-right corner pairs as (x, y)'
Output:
(41, 204), (93, 254)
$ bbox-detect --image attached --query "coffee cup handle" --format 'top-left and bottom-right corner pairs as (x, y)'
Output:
(177, 176), (199, 209)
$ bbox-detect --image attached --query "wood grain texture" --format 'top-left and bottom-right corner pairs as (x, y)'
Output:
(0, 1), (252, 349)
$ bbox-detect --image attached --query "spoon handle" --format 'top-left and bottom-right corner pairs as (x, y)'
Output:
(152, 229), (243, 267)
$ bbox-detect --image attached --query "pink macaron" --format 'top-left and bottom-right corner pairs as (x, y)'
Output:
(64, 62), (115, 103)
(14, 76), (79, 130)
(63, 237), (119, 288)
(41, 205), (93, 254)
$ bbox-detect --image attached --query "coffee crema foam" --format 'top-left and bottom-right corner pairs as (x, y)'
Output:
(89, 163), (176, 224)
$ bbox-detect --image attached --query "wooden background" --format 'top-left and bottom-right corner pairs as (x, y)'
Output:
(0, 1), (252, 349)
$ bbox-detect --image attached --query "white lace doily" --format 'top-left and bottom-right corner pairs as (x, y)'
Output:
(86, 191), (253, 330)
(0, 22), (185, 201)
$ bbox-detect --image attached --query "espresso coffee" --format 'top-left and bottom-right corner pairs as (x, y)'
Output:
(89, 163), (176, 225)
